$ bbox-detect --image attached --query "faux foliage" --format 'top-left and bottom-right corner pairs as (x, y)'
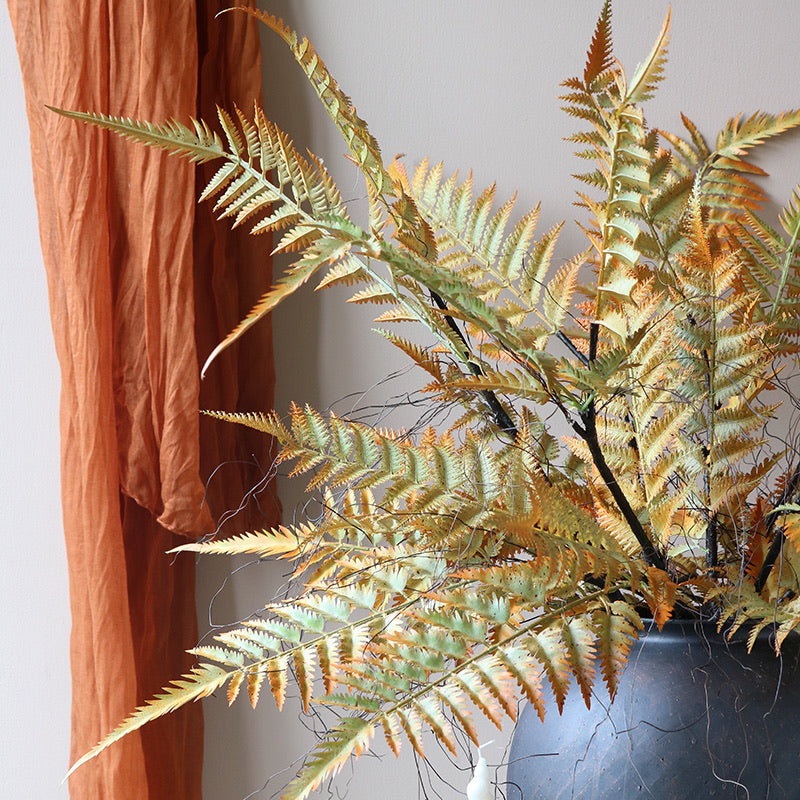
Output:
(56, 4), (800, 798)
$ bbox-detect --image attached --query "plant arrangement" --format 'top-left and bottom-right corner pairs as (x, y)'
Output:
(58, 3), (800, 798)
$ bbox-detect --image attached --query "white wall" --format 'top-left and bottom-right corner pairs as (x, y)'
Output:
(0, 3), (71, 797)
(4, 3), (800, 800)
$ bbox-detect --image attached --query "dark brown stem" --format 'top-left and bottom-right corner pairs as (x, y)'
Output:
(557, 330), (589, 367)
(588, 319), (599, 363)
(428, 289), (518, 439)
(705, 514), (718, 569)
(580, 322), (665, 570)
(579, 399), (666, 572)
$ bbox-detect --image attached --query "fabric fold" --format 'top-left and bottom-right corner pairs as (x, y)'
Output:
(8, 1), (278, 796)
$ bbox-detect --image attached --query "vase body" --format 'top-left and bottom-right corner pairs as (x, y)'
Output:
(507, 620), (800, 799)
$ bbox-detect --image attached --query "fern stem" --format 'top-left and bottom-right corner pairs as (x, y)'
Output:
(769, 215), (800, 323)
(588, 320), (599, 364)
(557, 330), (589, 367)
(427, 290), (518, 438)
(704, 515), (718, 569)
(582, 323), (664, 568)
(579, 398), (666, 571)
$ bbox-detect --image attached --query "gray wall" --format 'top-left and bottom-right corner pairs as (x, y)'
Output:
(3, 2), (799, 799)
(1, 4), (70, 798)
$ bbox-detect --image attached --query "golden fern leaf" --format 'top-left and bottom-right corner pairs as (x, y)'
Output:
(316, 256), (367, 290)
(624, 8), (670, 104)
(66, 665), (230, 779)
(714, 110), (800, 162)
(527, 626), (573, 712)
(498, 207), (542, 282)
(540, 253), (586, 333)
(641, 567), (677, 627)
(247, 665), (268, 708)
(561, 618), (596, 707)
(636, 404), (695, 473)
(202, 236), (354, 376)
(495, 645), (547, 720)
(648, 483), (695, 546)
(294, 648), (316, 713)
(447, 368), (551, 404)
(170, 525), (310, 559)
(282, 717), (374, 800)
(592, 602), (643, 699)
(375, 329), (446, 384)
(226, 671), (245, 706)
(519, 223), (564, 306)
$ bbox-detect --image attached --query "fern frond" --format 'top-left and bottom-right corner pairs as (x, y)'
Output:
(283, 717), (374, 800)
(625, 8), (670, 104)
(52, 104), (360, 379)
(49, 107), (226, 162)
(409, 162), (546, 314)
(227, 8), (392, 199)
(561, 618), (596, 707)
(202, 233), (355, 376)
(170, 525), (310, 559)
(593, 602), (643, 698)
(520, 223), (565, 306)
(714, 110), (800, 162)
(66, 665), (230, 779)
(583, 0), (614, 86)
(60, 7), (800, 798)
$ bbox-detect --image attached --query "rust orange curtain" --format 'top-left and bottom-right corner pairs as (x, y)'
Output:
(7, 2), (279, 797)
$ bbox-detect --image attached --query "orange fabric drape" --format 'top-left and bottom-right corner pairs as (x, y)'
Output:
(8, 2), (278, 798)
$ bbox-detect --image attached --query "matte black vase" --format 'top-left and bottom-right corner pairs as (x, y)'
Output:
(507, 620), (800, 799)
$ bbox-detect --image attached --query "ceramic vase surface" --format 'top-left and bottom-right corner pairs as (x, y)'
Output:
(507, 620), (800, 799)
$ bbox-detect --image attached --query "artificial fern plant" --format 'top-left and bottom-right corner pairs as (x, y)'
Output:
(56, 3), (800, 798)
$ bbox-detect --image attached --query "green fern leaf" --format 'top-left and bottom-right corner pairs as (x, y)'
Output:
(189, 644), (246, 669)
(48, 107), (226, 162)
(231, 8), (392, 199)
(779, 186), (800, 239)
